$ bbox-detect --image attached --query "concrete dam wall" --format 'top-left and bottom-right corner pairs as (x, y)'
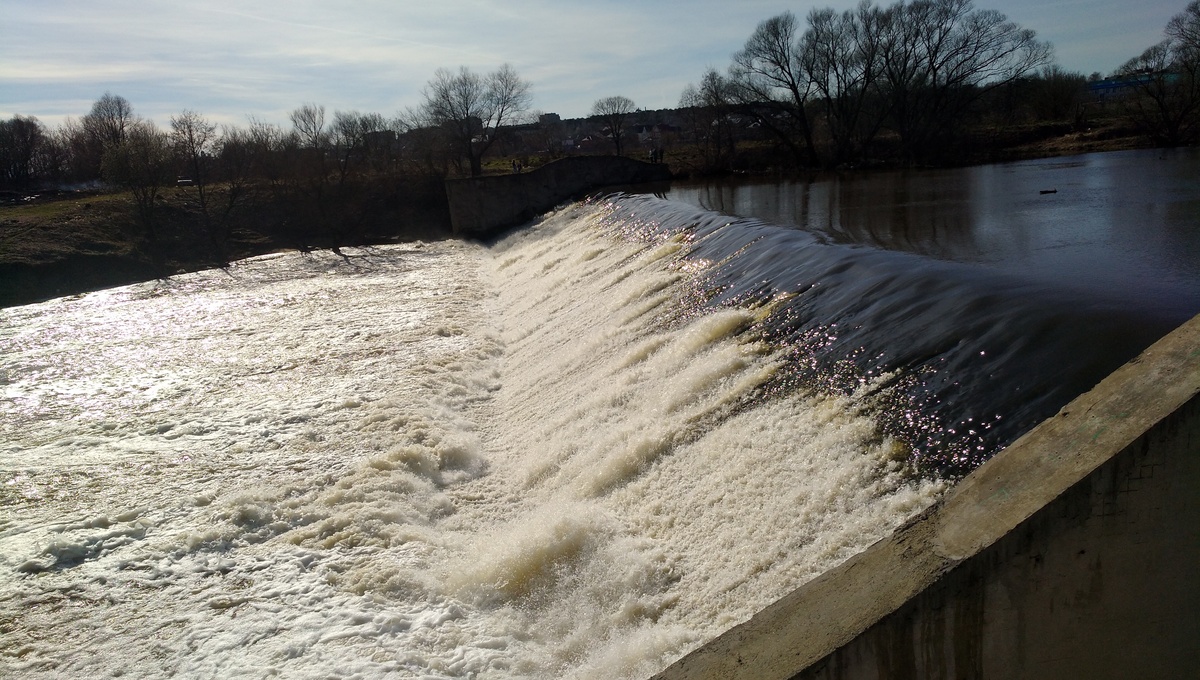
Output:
(445, 156), (671, 240)
(653, 314), (1200, 680)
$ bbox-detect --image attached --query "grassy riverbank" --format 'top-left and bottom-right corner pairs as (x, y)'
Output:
(1, 179), (452, 307)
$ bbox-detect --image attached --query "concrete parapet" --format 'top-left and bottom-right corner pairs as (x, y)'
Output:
(445, 156), (671, 240)
(652, 314), (1200, 680)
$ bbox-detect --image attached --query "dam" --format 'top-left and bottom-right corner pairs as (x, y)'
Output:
(654, 312), (1200, 679)
(1, 149), (1197, 678)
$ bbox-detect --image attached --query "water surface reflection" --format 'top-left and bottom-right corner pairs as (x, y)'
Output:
(667, 148), (1200, 322)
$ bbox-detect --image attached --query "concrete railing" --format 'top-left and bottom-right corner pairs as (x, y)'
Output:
(653, 314), (1200, 680)
(445, 156), (671, 240)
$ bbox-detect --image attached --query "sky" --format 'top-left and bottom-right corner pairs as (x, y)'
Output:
(0, 0), (1189, 130)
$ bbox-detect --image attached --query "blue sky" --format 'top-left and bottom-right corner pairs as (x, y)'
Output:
(0, 0), (1188, 128)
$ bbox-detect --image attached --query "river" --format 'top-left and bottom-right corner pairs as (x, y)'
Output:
(2, 148), (1197, 677)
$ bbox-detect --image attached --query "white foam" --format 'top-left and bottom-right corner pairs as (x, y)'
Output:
(0, 206), (943, 678)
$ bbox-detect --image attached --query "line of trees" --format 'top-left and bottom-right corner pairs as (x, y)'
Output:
(3, 1), (1199, 202)
(0, 63), (537, 259)
(676, 0), (1200, 169)
(679, 0), (1053, 168)
(0, 62), (534, 195)
(1114, 0), (1200, 145)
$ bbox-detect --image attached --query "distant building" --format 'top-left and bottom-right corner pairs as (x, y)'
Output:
(1087, 72), (1178, 101)
(632, 123), (681, 145)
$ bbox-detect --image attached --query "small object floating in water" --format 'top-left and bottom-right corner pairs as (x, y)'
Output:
(1039, 189), (1057, 194)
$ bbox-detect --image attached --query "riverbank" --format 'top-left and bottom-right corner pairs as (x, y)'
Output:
(663, 118), (1150, 178)
(0, 123), (1165, 308)
(1, 179), (452, 307)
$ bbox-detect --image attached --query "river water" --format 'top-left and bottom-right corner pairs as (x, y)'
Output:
(667, 147), (1200, 321)
(2, 149), (1198, 677)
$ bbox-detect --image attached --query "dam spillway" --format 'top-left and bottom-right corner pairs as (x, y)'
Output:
(653, 311), (1200, 679)
(1, 184), (1195, 677)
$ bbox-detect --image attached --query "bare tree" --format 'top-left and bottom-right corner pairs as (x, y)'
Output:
(878, 0), (1050, 160)
(1117, 0), (1200, 145)
(678, 84), (702, 129)
(802, 2), (889, 165)
(1167, 0), (1200, 51)
(36, 123), (74, 185)
(679, 70), (736, 169)
(68, 93), (137, 179)
(170, 110), (217, 217)
(1117, 45), (1200, 145)
(245, 117), (292, 187)
(349, 112), (392, 173)
(84, 92), (135, 148)
(527, 111), (566, 159)
(420, 63), (532, 176)
(100, 120), (174, 243)
(591, 95), (637, 156)
(0, 115), (47, 188)
(199, 124), (258, 259)
(290, 104), (327, 149)
(283, 104), (340, 239)
(330, 110), (389, 182)
(721, 0), (1048, 167)
(728, 12), (819, 167)
(395, 106), (454, 175)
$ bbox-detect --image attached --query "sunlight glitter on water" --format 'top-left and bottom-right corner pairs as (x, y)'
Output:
(0, 205), (940, 678)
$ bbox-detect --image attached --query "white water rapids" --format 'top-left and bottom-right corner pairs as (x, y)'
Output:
(1, 201), (942, 678)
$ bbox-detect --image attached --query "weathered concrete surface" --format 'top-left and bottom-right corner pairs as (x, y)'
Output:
(652, 314), (1200, 680)
(445, 156), (671, 239)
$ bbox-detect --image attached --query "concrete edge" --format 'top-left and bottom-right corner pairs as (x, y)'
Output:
(650, 313), (1200, 680)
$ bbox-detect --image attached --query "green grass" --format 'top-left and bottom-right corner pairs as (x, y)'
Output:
(2, 195), (132, 265)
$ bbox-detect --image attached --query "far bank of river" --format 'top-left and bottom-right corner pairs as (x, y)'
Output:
(2, 143), (1196, 308)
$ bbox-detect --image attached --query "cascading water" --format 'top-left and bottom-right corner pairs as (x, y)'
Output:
(0, 189), (1168, 678)
(595, 192), (1180, 477)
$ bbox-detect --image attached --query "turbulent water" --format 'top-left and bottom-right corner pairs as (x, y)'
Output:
(7, 174), (1188, 677)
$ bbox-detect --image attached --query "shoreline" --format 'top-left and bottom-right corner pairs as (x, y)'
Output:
(0, 133), (1172, 309)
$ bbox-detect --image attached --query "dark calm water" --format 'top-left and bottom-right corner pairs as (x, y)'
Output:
(666, 148), (1200, 321)
(605, 148), (1200, 476)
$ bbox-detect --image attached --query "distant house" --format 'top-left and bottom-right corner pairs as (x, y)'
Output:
(575, 133), (607, 151)
(632, 123), (681, 145)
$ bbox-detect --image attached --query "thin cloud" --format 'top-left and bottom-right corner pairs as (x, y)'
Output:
(0, 0), (1189, 127)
